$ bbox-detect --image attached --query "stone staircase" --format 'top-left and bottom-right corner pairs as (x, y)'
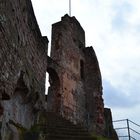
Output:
(40, 112), (96, 140)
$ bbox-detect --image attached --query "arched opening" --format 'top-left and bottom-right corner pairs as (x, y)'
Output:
(46, 68), (61, 113)
(47, 68), (60, 87)
(45, 72), (50, 95)
(3, 72), (33, 128)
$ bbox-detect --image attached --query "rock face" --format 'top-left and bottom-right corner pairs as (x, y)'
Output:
(0, 0), (48, 139)
(0, 0), (117, 139)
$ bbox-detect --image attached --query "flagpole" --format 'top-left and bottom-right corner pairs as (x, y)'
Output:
(69, 0), (71, 16)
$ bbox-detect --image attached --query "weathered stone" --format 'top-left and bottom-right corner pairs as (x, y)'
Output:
(104, 108), (119, 140)
(0, 0), (48, 139)
(47, 14), (109, 136)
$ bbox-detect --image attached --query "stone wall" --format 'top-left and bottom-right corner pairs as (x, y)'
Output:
(49, 15), (86, 124)
(83, 47), (104, 134)
(104, 108), (118, 140)
(0, 0), (48, 139)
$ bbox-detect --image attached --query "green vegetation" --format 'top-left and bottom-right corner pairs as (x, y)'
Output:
(8, 119), (41, 140)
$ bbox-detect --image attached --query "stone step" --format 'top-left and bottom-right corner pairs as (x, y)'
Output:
(44, 124), (87, 130)
(47, 134), (97, 140)
(45, 126), (88, 132)
(44, 129), (90, 137)
(41, 125), (89, 137)
(39, 112), (96, 140)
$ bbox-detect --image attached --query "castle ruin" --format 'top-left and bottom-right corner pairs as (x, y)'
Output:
(0, 0), (117, 139)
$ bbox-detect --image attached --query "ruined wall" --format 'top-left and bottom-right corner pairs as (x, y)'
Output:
(48, 15), (86, 124)
(47, 15), (105, 133)
(104, 108), (118, 140)
(0, 0), (115, 138)
(0, 0), (48, 139)
(83, 47), (104, 134)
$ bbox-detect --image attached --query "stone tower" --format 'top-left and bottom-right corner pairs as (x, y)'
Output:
(47, 14), (105, 134)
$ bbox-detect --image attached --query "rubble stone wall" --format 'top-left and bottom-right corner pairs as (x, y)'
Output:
(0, 0), (48, 139)
(49, 15), (86, 124)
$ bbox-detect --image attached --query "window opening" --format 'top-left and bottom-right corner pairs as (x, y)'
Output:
(80, 60), (84, 80)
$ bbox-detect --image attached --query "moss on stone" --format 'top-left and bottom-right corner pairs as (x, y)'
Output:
(7, 111), (48, 140)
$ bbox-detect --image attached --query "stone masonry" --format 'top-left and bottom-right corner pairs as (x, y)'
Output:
(47, 15), (105, 134)
(0, 0), (117, 140)
(0, 0), (48, 139)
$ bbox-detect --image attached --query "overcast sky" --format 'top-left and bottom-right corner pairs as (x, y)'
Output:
(31, 0), (140, 127)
